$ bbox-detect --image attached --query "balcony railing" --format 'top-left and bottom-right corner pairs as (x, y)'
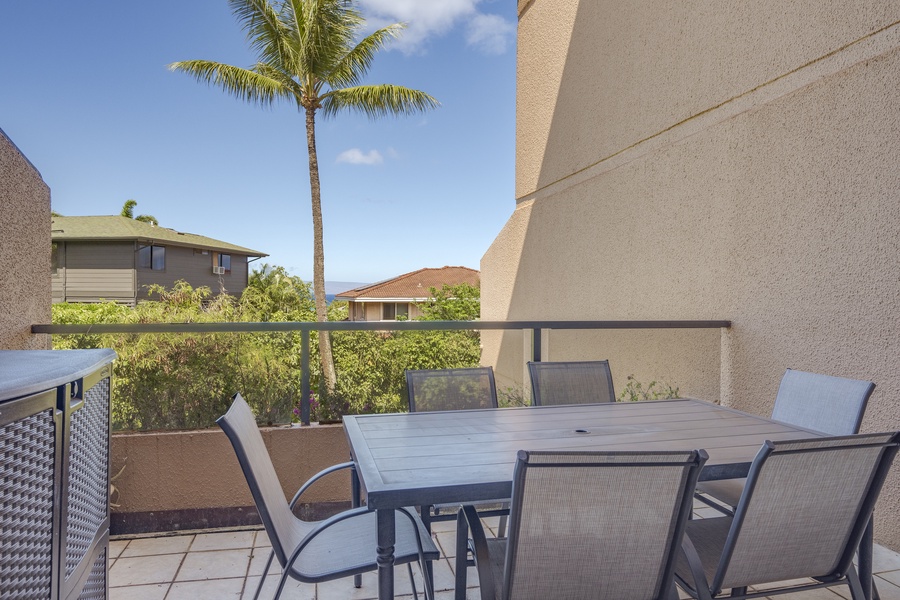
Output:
(33, 319), (731, 425)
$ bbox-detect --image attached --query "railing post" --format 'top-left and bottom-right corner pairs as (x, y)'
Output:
(300, 329), (310, 426)
(532, 328), (542, 362)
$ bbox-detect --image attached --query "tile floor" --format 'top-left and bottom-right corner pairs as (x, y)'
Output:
(108, 505), (900, 600)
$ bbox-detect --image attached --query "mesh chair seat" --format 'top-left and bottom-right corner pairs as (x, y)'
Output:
(527, 360), (615, 406)
(287, 508), (435, 581)
(673, 518), (731, 587)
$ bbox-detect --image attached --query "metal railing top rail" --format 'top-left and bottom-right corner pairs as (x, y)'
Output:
(33, 319), (730, 425)
(32, 319), (731, 335)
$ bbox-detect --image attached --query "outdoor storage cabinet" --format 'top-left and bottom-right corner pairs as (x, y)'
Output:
(0, 349), (115, 600)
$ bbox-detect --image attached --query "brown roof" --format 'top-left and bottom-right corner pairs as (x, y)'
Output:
(334, 266), (480, 301)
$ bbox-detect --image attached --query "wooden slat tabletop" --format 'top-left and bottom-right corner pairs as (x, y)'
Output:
(343, 399), (823, 510)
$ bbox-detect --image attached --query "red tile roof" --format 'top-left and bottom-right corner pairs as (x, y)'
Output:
(334, 266), (479, 300)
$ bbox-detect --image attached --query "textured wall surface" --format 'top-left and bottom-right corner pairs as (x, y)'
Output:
(484, 1), (900, 547)
(110, 424), (350, 515)
(0, 129), (50, 349)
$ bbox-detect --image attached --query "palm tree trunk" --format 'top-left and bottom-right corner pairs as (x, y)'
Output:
(305, 107), (337, 394)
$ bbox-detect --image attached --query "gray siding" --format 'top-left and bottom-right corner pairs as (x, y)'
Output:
(62, 242), (136, 303)
(49, 240), (252, 303)
(136, 245), (250, 301)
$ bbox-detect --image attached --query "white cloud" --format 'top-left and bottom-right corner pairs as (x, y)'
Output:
(465, 13), (515, 55)
(358, 0), (514, 55)
(336, 148), (384, 165)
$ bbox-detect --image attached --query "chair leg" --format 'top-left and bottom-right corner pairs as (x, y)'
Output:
(498, 514), (508, 538)
(847, 564), (867, 600)
(252, 550), (276, 600)
(408, 562), (419, 600)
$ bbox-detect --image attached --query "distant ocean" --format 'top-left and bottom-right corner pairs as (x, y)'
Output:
(312, 282), (368, 305)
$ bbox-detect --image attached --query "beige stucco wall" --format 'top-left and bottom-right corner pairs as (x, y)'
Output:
(111, 424), (351, 517)
(483, 2), (900, 547)
(0, 129), (50, 350)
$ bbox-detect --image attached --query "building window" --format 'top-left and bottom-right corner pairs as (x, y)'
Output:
(219, 253), (231, 274)
(51, 243), (59, 274)
(138, 244), (165, 270)
(382, 303), (409, 320)
(382, 303), (395, 320)
(353, 303), (366, 321)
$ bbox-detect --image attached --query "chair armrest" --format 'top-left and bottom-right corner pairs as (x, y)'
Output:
(459, 505), (496, 600)
(677, 534), (712, 600)
(289, 461), (356, 509)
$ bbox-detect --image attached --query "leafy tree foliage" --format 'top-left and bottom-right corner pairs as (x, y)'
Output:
(52, 274), (482, 429)
(417, 283), (480, 321)
(120, 199), (158, 226)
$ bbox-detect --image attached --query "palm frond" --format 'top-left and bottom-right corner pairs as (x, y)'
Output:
(168, 60), (288, 107)
(328, 23), (405, 89)
(320, 85), (440, 119)
(229, 0), (291, 68)
(256, 62), (306, 109)
(288, 0), (360, 79)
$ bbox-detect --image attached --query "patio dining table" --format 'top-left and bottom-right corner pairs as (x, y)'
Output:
(343, 398), (878, 600)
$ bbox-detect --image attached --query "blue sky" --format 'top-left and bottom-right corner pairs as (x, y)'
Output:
(0, 0), (516, 284)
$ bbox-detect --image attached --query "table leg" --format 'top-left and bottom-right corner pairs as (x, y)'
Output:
(860, 517), (880, 600)
(377, 508), (396, 600)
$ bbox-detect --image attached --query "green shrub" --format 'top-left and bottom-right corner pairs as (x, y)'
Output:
(51, 270), (483, 430)
(617, 375), (680, 402)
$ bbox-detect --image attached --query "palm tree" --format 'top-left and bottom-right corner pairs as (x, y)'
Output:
(170, 0), (438, 394)
(120, 199), (159, 226)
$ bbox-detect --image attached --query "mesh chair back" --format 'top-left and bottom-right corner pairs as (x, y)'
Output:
(503, 449), (707, 600)
(714, 432), (900, 593)
(771, 369), (874, 435)
(405, 367), (498, 412)
(527, 361), (615, 406)
(217, 394), (300, 568)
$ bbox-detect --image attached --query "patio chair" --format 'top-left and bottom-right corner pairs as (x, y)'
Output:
(675, 432), (900, 600)
(456, 448), (708, 600)
(405, 367), (508, 537)
(405, 366), (498, 412)
(527, 360), (616, 406)
(217, 394), (439, 600)
(696, 368), (875, 514)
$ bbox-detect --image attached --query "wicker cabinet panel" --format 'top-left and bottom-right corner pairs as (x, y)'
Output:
(0, 400), (59, 599)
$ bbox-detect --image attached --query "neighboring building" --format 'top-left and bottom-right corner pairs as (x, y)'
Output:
(51, 216), (267, 304)
(335, 266), (479, 321)
(0, 127), (50, 349)
(482, 2), (900, 547)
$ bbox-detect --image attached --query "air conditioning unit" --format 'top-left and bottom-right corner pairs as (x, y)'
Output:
(212, 266), (226, 275)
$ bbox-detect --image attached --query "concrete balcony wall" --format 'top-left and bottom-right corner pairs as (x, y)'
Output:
(483, 1), (900, 547)
(0, 128), (50, 350)
(110, 424), (351, 534)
